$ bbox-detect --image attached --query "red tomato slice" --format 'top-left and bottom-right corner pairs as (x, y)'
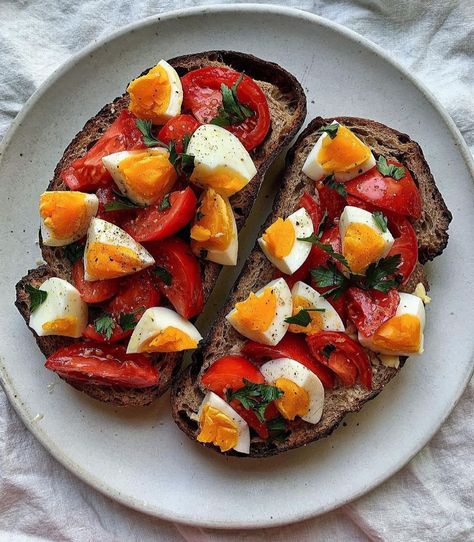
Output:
(45, 343), (159, 388)
(107, 270), (161, 317)
(242, 333), (335, 390)
(181, 67), (271, 151)
(317, 183), (346, 225)
(95, 186), (137, 226)
(201, 355), (264, 394)
(72, 259), (120, 304)
(306, 331), (372, 390)
(60, 110), (146, 192)
(122, 187), (197, 242)
(326, 351), (358, 387)
(82, 323), (131, 343)
(299, 192), (322, 230)
(346, 162), (422, 219)
(347, 287), (400, 337)
(158, 114), (200, 153)
(386, 212), (418, 284)
(146, 237), (204, 319)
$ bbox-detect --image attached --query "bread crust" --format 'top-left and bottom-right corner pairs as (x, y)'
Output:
(171, 116), (451, 457)
(15, 51), (307, 406)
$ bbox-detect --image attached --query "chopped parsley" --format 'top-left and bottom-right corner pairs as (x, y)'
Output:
(377, 155), (406, 180)
(94, 313), (115, 340)
(372, 211), (388, 233)
(323, 174), (347, 197)
(135, 119), (161, 147)
(226, 379), (283, 423)
(364, 254), (402, 292)
(159, 194), (171, 211)
(153, 266), (172, 286)
(64, 241), (84, 264)
(317, 123), (339, 139)
(285, 308), (325, 327)
(26, 284), (47, 312)
(167, 140), (195, 177)
(210, 73), (254, 126)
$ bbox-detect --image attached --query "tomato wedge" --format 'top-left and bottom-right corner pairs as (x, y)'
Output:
(82, 324), (131, 343)
(72, 259), (120, 304)
(317, 183), (346, 225)
(386, 212), (418, 284)
(346, 162), (422, 219)
(107, 270), (161, 316)
(242, 333), (335, 389)
(146, 237), (204, 319)
(201, 355), (274, 439)
(45, 343), (159, 388)
(306, 331), (372, 390)
(122, 187), (197, 242)
(299, 192), (322, 231)
(326, 351), (358, 387)
(60, 110), (145, 192)
(158, 114), (200, 153)
(181, 67), (271, 151)
(347, 287), (400, 337)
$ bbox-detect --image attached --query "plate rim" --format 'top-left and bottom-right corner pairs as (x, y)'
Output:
(1, 3), (473, 529)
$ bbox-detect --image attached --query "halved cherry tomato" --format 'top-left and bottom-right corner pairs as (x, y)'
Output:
(146, 237), (204, 319)
(158, 114), (200, 153)
(242, 333), (335, 389)
(95, 186), (137, 226)
(72, 259), (120, 304)
(347, 287), (400, 337)
(317, 183), (346, 225)
(299, 192), (322, 231)
(60, 110), (145, 192)
(306, 331), (372, 390)
(122, 187), (197, 242)
(45, 343), (159, 388)
(386, 213), (418, 284)
(82, 323), (131, 343)
(346, 162), (422, 219)
(201, 355), (275, 439)
(181, 67), (271, 151)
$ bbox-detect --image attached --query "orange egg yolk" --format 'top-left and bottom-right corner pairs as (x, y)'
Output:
(86, 242), (144, 280)
(288, 295), (324, 335)
(274, 378), (309, 421)
(191, 164), (248, 197)
(40, 192), (89, 240)
(318, 125), (371, 173)
(118, 151), (177, 204)
(372, 314), (421, 353)
(142, 327), (198, 353)
(42, 317), (78, 336)
(190, 189), (233, 252)
(342, 223), (386, 274)
(262, 217), (296, 259)
(197, 405), (238, 452)
(127, 64), (172, 124)
(232, 287), (277, 333)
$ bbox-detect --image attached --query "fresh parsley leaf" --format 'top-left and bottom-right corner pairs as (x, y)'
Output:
(167, 140), (195, 177)
(135, 119), (161, 147)
(64, 242), (84, 264)
(267, 416), (288, 442)
(104, 198), (139, 211)
(119, 312), (137, 331)
(323, 174), (347, 197)
(94, 313), (115, 340)
(322, 344), (336, 359)
(316, 210), (329, 240)
(210, 73), (254, 127)
(311, 261), (349, 299)
(26, 284), (47, 312)
(377, 155), (406, 180)
(372, 211), (388, 232)
(159, 194), (171, 211)
(153, 266), (172, 286)
(196, 211), (204, 222)
(298, 235), (349, 268)
(364, 254), (401, 292)
(285, 308), (325, 327)
(317, 123), (339, 139)
(226, 379), (283, 423)
(182, 133), (191, 153)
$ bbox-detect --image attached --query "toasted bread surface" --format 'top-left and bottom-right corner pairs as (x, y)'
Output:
(171, 116), (451, 457)
(16, 51), (306, 406)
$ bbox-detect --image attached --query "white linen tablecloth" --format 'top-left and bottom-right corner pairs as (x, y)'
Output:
(1, 1), (473, 540)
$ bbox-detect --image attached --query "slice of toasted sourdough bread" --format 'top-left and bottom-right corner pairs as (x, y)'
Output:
(15, 51), (307, 407)
(171, 116), (452, 457)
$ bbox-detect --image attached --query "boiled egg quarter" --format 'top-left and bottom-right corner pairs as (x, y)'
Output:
(127, 59), (183, 125)
(339, 206), (394, 275)
(258, 208), (313, 275)
(302, 122), (376, 182)
(29, 277), (88, 338)
(102, 149), (177, 207)
(84, 218), (154, 281)
(190, 188), (238, 266)
(226, 278), (292, 346)
(186, 124), (257, 197)
(127, 307), (202, 354)
(289, 281), (345, 334)
(260, 358), (324, 425)
(197, 391), (250, 454)
(40, 191), (98, 246)
(358, 293), (425, 356)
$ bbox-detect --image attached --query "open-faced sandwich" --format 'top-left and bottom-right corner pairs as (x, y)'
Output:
(15, 51), (306, 406)
(171, 116), (452, 457)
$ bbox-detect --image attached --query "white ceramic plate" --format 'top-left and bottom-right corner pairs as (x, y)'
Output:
(0, 5), (473, 529)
